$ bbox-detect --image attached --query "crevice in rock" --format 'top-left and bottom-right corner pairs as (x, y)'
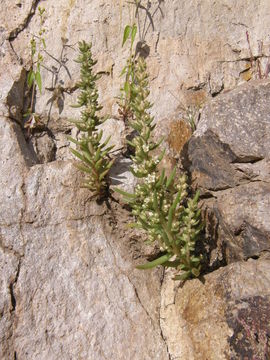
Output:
(232, 156), (264, 164)
(211, 83), (224, 97)
(0, 234), (22, 259)
(159, 273), (173, 360)
(6, 67), (26, 121)
(11, 118), (38, 166)
(9, 283), (16, 312)
(9, 0), (41, 41)
(218, 55), (270, 64)
(7, 114), (58, 166)
(159, 322), (172, 360)
(9, 259), (21, 313)
(205, 178), (268, 195)
(3, 62), (43, 166)
(130, 277), (156, 325)
(9, 41), (23, 65)
(154, 31), (160, 52)
(198, 206), (228, 275)
(250, 255), (260, 260)
(187, 82), (207, 91)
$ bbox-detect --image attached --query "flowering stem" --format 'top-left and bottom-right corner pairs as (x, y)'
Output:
(116, 56), (203, 279)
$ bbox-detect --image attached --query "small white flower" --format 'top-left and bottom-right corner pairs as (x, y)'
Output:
(142, 144), (149, 152)
(146, 173), (156, 184)
(163, 204), (170, 212)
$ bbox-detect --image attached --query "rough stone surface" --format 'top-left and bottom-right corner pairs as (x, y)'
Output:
(195, 80), (270, 162)
(0, 249), (19, 360)
(31, 131), (56, 163)
(154, 114), (192, 162)
(99, 117), (125, 154)
(2, 1), (270, 359)
(110, 156), (137, 195)
(0, 35), (167, 357)
(186, 80), (270, 267)
(2, 0), (270, 133)
(0, 128), (169, 359)
(161, 259), (270, 360)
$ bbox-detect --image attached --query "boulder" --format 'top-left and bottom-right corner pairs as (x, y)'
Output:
(186, 80), (270, 266)
(161, 259), (270, 360)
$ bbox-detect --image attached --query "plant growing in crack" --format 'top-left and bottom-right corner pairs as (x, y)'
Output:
(115, 57), (203, 280)
(117, 0), (164, 123)
(24, 6), (46, 134)
(168, 90), (203, 133)
(68, 41), (114, 199)
(117, 23), (137, 124)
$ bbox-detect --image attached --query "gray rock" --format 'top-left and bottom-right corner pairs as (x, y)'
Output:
(110, 156), (137, 195)
(0, 249), (19, 360)
(98, 117), (125, 154)
(195, 80), (270, 161)
(31, 132), (56, 163)
(186, 80), (270, 265)
(0, 39), (25, 119)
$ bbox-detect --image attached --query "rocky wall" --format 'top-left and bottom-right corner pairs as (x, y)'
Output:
(1, 1), (270, 359)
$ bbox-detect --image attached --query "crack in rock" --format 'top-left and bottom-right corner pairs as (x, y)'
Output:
(160, 324), (173, 360)
(9, 259), (21, 313)
(9, 0), (41, 41)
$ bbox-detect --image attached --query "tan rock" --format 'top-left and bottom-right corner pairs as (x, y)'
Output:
(161, 259), (270, 360)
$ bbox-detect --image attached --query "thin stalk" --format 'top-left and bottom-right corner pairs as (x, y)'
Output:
(30, 83), (36, 114)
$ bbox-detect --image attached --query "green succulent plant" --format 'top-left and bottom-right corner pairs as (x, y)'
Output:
(69, 41), (114, 198)
(116, 57), (203, 280)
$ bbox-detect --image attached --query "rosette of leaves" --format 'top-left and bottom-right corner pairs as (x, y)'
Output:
(69, 41), (114, 198)
(116, 57), (203, 280)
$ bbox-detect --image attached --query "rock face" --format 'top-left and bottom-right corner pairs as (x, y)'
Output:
(1, 0), (270, 359)
(161, 259), (270, 360)
(159, 79), (270, 359)
(0, 117), (169, 360)
(2, 0), (270, 128)
(187, 80), (270, 267)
